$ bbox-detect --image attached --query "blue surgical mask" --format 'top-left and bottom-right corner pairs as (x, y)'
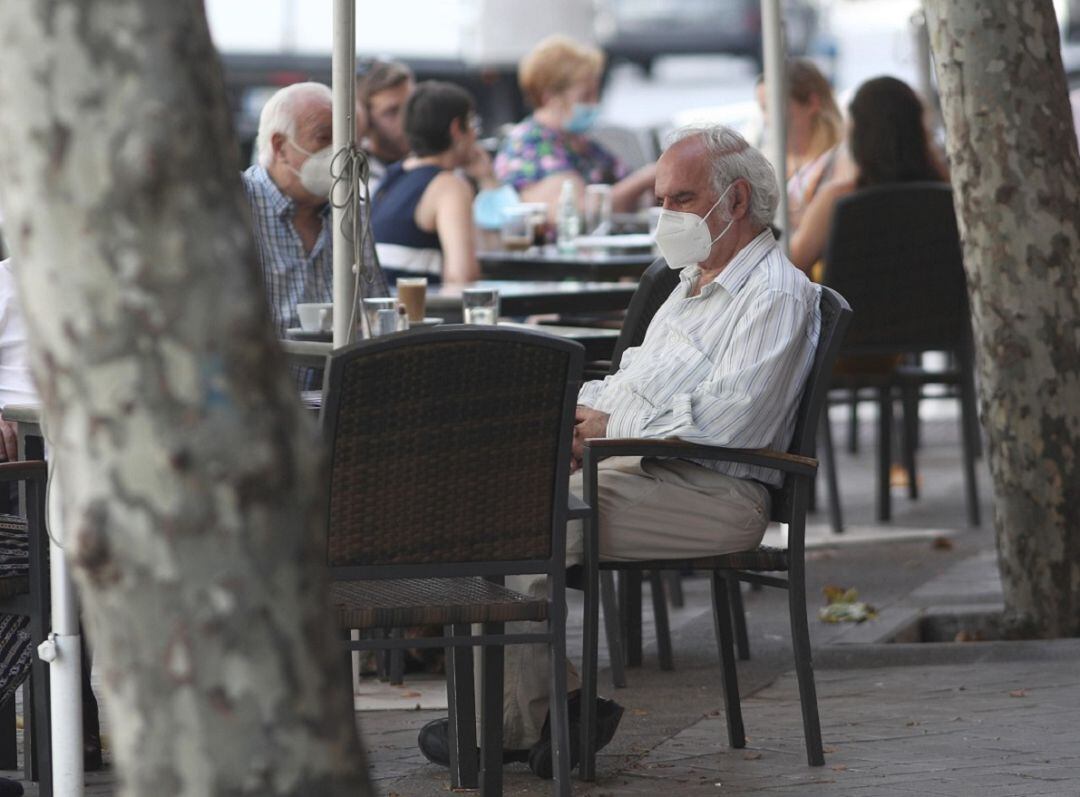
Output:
(564, 103), (600, 134)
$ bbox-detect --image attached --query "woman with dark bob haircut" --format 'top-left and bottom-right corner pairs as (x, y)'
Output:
(372, 80), (483, 285)
(790, 76), (948, 274)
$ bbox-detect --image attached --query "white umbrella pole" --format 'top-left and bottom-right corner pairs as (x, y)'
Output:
(43, 539), (84, 796)
(762, 0), (789, 251)
(331, 0), (357, 347)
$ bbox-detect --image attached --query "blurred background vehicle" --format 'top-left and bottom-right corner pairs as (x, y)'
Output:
(594, 0), (822, 75)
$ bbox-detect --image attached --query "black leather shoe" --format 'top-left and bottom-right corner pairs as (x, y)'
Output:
(0, 776), (23, 797)
(528, 691), (624, 780)
(417, 718), (529, 768)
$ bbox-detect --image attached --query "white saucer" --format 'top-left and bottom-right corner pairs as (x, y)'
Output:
(411, 317), (444, 327)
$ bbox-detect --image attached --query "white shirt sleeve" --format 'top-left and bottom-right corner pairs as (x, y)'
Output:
(0, 259), (38, 409)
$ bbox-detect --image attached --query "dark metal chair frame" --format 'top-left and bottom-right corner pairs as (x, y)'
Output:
(0, 460), (52, 796)
(319, 326), (584, 796)
(578, 286), (853, 779)
(822, 182), (980, 526)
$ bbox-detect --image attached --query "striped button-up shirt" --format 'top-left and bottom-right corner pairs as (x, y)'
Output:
(241, 166), (388, 335)
(578, 229), (821, 486)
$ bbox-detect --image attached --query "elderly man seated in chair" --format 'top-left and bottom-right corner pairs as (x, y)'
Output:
(419, 123), (821, 779)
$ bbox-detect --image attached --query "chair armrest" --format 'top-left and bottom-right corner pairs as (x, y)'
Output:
(0, 460), (47, 483)
(582, 437), (817, 477)
(567, 492), (591, 520)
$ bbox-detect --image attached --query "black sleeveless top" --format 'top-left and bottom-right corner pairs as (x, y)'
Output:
(372, 163), (443, 251)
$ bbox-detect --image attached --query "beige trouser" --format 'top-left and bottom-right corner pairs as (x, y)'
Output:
(491, 456), (770, 749)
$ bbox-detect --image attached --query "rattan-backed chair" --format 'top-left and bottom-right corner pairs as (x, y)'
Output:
(822, 183), (980, 525)
(0, 461), (52, 796)
(577, 287), (852, 779)
(320, 326), (583, 796)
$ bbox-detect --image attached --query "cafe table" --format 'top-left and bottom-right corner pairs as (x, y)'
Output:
(425, 280), (637, 321)
(283, 320), (620, 364)
(478, 247), (657, 282)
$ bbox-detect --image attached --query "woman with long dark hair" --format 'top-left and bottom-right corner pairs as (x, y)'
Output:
(789, 76), (947, 274)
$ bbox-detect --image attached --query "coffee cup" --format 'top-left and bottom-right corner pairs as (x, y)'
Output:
(297, 302), (333, 332)
(396, 277), (428, 323)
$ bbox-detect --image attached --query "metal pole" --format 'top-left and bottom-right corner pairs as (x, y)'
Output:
(762, 0), (789, 250)
(911, 10), (941, 133)
(331, 0), (357, 347)
(44, 537), (84, 796)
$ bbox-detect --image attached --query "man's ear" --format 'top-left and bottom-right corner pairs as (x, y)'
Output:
(731, 179), (752, 220)
(271, 131), (288, 162)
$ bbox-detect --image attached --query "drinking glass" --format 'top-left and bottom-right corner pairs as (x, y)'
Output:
(362, 297), (408, 338)
(500, 205), (535, 252)
(396, 277), (428, 323)
(583, 184), (613, 235)
(462, 288), (499, 325)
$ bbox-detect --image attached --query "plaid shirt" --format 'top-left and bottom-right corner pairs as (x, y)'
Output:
(241, 165), (387, 337)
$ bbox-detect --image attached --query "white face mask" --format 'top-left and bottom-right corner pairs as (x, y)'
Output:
(653, 182), (736, 268)
(287, 139), (334, 199)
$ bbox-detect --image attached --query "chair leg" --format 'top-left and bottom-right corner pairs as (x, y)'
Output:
(446, 624), (478, 790)
(787, 554), (825, 765)
(648, 571), (674, 671)
(727, 574), (750, 661)
(663, 570), (684, 608)
(900, 386), (919, 500)
(876, 386), (893, 522)
(959, 370), (981, 527)
(710, 571), (744, 749)
(820, 413), (844, 533)
(479, 623), (504, 796)
(847, 388), (859, 453)
(0, 692), (16, 769)
(599, 572), (625, 689)
(548, 618), (572, 795)
(618, 571), (643, 668)
(581, 566), (600, 782)
(388, 634), (405, 686)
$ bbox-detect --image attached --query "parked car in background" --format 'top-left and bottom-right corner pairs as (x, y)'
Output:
(594, 0), (821, 74)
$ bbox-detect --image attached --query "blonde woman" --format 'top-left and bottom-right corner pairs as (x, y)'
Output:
(756, 59), (847, 230)
(495, 35), (655, 212)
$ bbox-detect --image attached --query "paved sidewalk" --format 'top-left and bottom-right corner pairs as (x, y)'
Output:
(10, 412), (1080, 796)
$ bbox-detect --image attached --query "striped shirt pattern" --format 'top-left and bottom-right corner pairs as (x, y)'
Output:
(241, 164), (387, 337)
(579, 230), (821, 486)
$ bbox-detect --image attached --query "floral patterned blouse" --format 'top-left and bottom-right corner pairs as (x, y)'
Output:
(494, 116), (627, 190)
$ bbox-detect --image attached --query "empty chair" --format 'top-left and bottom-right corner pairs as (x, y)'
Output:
(822, 182), (980, 526)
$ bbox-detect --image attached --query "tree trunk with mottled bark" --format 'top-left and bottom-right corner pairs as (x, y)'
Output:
(924, 0), (1080, 638)
(0, 0), (372, 792)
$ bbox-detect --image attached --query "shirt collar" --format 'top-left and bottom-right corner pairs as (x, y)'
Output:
(250, 165), (330, 221)
(679, 228), (776, 297)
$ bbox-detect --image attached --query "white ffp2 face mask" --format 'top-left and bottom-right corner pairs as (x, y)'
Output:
(287, 140), (334, 199)
(653, 182), (735, 268)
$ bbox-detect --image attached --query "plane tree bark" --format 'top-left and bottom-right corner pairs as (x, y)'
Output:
(0, 0), (372, 793)
(924, 0), (1080, 637)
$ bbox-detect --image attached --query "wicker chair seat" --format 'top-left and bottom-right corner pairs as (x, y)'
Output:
(332, 577), (549, 630)
(598, 545), (789, 574)
(0, 513), (29, 598)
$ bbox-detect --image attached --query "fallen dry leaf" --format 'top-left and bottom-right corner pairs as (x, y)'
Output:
(823, 745), (839, 754)
(932, 535), (954, 550)
(831, 764), (848, 772)
(1009, 689), (1028, 698)
(905, 720), (919, 727)
(631, 708), (649, 716)
(742, 751), (762, 760)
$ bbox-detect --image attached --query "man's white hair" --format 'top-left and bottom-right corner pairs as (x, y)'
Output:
(255, 82), (333, 169)
(665, 124), (780, 228)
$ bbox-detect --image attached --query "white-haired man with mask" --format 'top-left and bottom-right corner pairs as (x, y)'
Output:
(418, 124), (822, 779)
(242, 81), (385, 338)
